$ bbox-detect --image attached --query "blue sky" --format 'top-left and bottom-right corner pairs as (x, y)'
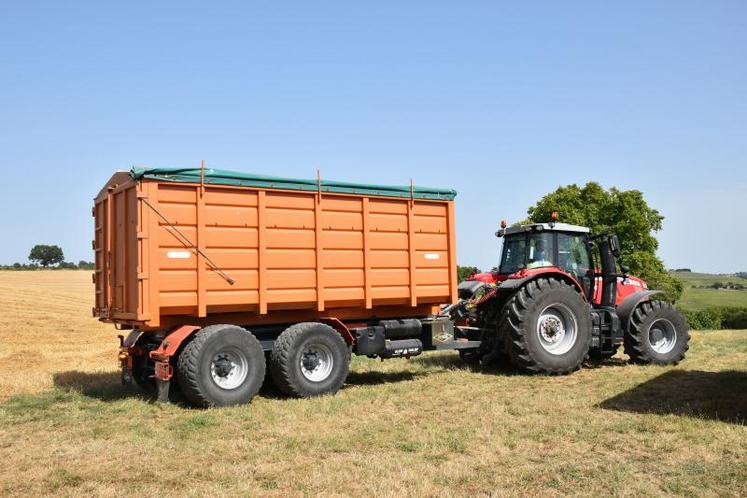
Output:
(1, 1), (745, 273)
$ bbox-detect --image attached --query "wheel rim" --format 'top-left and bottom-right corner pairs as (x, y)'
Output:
(648, 318), (677, 354)
(299, 342), (334, 382)
(210, 346), (249, 390)
(536, 303), (578, 355)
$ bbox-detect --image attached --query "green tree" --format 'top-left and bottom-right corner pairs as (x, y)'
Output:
(28, 245), (64, 268)
(457, 265), (481, 282)
(524, 182), (683, 300)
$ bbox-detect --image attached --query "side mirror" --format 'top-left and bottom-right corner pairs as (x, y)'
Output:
(620, 264), (630, 277)
(610, 235), (622, 258)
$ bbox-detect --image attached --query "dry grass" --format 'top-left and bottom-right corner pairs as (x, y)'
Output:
(0, 271), (745, 497)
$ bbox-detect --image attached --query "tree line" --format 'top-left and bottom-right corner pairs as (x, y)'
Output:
(0, 244), (94, 270)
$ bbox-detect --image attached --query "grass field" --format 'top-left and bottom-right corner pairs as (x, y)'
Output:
(674, 271), (747, 311)
(0, 271), (745, 497)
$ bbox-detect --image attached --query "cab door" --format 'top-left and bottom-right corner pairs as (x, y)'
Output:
(557, 233), (594, 299)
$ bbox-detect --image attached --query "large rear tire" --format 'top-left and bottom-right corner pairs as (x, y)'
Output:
(501, 278), (592, 374)
(270, 322), (350, 398)
(624, 300), (689, 365)
(176, 324), (266, 407)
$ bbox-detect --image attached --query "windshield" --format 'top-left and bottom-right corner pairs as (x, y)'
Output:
(499, 236), (527, 274)
(499, 232), (556, 273)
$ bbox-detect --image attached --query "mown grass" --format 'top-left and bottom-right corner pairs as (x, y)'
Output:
(0, 271), (745, 497)
(674, 271), (747, 311)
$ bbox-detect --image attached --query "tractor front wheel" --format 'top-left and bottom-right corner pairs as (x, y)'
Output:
(624, 301), (689, 365)
(501, 278), (592, 374)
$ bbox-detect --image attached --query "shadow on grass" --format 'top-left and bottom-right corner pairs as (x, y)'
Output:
(51, 366), (445, 405)
(598, 370), (747, 425)
(584, 357), (629, 369)
(53, 371), (147, 402)
(345, 370), (424, 386)
(412, 352), (518, 375)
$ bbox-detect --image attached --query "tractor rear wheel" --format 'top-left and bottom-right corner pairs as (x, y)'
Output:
(501, 278), (592, 374)
(624, 301), (689, 365)
(270, 322), (350, 398)
(176, 324), (266, 407)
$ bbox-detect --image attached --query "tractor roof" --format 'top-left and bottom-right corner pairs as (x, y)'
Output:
(498, 222), (590, 237)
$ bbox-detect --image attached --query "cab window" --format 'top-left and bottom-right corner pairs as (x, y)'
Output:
(499, 237), (527, 274)
(526, 233), (555, 269)
(557, 233), (591, 279)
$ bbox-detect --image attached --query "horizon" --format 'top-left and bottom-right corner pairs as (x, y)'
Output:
(1, 1), (745, 273)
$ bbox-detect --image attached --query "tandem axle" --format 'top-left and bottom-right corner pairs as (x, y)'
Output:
(118, 315), (481, 405)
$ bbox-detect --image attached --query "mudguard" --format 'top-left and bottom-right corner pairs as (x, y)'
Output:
(498, 273), (587, 298)
(616, 290), (664, 332)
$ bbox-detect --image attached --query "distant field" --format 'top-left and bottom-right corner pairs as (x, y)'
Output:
(0, 271), (745, 497)
(673, 271), (747, 311)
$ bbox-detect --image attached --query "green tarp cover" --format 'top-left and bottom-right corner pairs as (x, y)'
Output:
(130, 167), (456, 201)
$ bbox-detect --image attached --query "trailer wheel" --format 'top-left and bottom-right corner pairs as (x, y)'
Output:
(176, 324), (265, 407)
(501, 278), (592, 375)
(624, 300), (690, 365)
(270, 322), (350, 398)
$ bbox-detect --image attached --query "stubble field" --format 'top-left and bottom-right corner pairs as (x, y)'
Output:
(0, 271), (745, 496)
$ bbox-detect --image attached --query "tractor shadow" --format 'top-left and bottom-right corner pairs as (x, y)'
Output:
(409, 352), (522, 377)
(598, 370), (747, 425)
(584, 357), (629, 369)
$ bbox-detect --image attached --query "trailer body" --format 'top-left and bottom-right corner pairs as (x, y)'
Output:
(94, 168), (458, 332)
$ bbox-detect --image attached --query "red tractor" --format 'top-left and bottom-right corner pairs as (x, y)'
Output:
(449, 219), (689, 373)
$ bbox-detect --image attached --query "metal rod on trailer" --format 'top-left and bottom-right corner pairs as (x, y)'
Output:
(200, 159), (206, 197)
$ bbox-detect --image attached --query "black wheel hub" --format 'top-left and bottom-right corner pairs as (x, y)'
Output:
(214, 355), (233, 377)
(650, 329), (664, 344)
(301, 351), (320, 372)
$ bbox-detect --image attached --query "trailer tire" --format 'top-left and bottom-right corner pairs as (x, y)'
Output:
(176, 324), (265, 407)
(501, 278), (592, 375)
(270, 322), (350, 398)
(624, 300), (689, 365)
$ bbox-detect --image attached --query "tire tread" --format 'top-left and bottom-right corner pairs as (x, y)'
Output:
(500, 278), (591, 375)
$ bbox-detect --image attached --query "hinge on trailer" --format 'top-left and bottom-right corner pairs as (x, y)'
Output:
(154, 361), (172, 381)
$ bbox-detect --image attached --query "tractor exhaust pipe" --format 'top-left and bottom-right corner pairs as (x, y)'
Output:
(597, 235), (619, 308)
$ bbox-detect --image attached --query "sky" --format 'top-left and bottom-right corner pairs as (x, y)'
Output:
(1, 1), (745, 273)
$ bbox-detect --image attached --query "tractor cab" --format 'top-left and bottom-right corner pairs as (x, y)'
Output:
(496, 222), (596, 299)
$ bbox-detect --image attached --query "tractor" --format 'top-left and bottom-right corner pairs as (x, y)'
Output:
(448, 216), (689, 373)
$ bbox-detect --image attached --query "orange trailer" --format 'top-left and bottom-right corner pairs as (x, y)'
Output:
(94, 167), (465, 406)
